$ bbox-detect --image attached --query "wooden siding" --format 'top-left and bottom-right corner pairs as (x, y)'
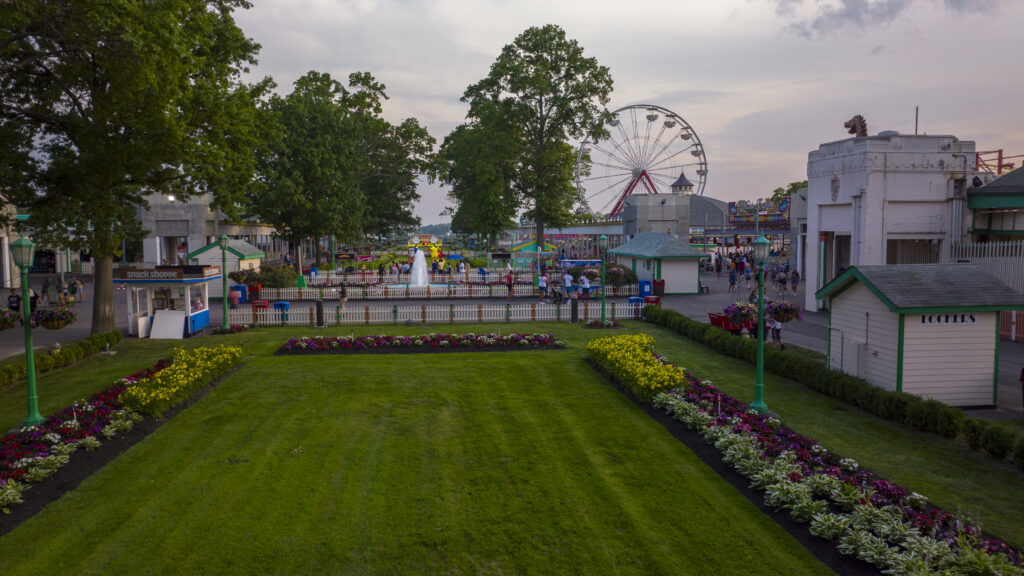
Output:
(661, 260), (699, 294)
(829, 283), (899, 390)
(902, 313), (996, 406)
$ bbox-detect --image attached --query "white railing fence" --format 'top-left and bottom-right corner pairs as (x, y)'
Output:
(950, 240), (1024, 293)
(228, 301), (641, 327)
(242, 283), (639, 302)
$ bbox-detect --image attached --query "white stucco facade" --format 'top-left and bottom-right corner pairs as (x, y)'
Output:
(805, 134), (975, 311)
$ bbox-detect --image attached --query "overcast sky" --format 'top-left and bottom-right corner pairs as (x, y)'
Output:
(233, 0), (1024, 224)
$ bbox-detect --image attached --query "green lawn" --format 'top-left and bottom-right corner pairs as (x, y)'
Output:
(0, 325), (830, 575)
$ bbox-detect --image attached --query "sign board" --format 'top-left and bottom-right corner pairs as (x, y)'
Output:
(728, 197), (791, 230)
(116, 266), (219, 281)
(355, 255), (374, 262)
(919, 313), (977, 325)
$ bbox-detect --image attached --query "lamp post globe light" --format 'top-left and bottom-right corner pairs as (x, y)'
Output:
(751, 235), (771, 414)
(219, 234), (230, 331)
(10, 237), (44, 427)
(599, 234), (608, 323)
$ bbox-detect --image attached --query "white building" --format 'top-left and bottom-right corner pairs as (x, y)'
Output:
(804, 133), (976, 311)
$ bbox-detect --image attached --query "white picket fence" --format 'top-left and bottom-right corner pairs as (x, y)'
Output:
(244, 283), (639, 302)
(228, 301), (639, 327)
(949, 240), (1024, 293)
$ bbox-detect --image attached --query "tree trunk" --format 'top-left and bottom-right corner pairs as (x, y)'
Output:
(315, 235), (323, 267)
(535, 219), (545, 255)
(294, 242), (303, 274)
(91, 254), (116, 334)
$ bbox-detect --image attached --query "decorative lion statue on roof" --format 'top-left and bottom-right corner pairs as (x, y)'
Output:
(844, 115), (867, 137)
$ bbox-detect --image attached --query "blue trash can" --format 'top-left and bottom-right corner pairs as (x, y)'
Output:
(273, 301), (290, 324)
(639, 280), (653, 297)
(310, 267), (318, 278)
(231, 285), (246, 304)
(628, 296), (644, 318)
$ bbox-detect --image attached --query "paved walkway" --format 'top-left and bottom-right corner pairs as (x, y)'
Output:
(2, 272), (1021, 418)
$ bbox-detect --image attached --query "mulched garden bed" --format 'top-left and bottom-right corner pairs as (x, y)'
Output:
(0, 366), (240, 537)
(584, 358), (883, 576)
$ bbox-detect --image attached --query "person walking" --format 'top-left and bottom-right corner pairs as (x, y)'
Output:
(537, 271), (548, 302)
(8, 289), (21, 313)
(771, 318), (785, 350)
(715, 256), (722, 278)
(563, 270), (573, 296)
(580, 274), (590, 300)
(790, 271), (800, 296)
(40, 277), (50, 307)
(728, 268), (737, 292)
(505, 270), (515, 301)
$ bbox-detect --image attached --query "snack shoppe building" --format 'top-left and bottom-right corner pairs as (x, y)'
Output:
(815, 264), (1024, 407)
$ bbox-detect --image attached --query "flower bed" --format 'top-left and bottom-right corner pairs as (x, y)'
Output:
(0, 358), (172, 513)
(586, 334), (687, 403)
(0, 346), (242, 514)
(584, 320), (621, 329)
(589, 334), (1023, 574)
(119, 346), (243, 418)
(277, 333), (565, 355)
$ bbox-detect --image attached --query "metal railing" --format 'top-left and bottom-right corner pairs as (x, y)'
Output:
(228, 301), (640, 327)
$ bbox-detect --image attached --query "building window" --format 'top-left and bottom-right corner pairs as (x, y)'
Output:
(886, 239), (940, 264)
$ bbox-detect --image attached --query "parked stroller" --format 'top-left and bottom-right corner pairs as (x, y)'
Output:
(549, 286), (569, 304)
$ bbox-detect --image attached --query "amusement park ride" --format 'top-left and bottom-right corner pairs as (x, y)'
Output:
(575, 104), (708, 219)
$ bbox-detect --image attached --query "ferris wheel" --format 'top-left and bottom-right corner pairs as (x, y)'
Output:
(575, 104), (707, 218)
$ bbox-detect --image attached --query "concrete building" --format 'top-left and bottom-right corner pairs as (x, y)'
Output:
(622, 194), (690, 237)
(804, 133), (976, 311)
(139, 194), (278, 267)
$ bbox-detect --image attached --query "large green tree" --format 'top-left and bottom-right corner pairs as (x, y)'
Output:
(435, 109), (521, 249)
(250, 71), (372, 267)
(461, 24), (613, 248)
(0, 0), (268, 333)
(359, 116), (436, 239)
(251, 71), (434, 265)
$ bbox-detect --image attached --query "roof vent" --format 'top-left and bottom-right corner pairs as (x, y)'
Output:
(878, 130), (899, 137)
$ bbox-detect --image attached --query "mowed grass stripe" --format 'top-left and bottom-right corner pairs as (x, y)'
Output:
(0, 346), (831, 575)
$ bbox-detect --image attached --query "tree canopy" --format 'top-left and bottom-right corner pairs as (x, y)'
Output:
(249, 71), (435, 263)
(457, 24), (613, 247)
(0, 0), (268, 333)
(771, 180), (808, 204)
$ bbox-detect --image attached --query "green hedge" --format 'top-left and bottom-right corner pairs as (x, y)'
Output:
(0, 329), (123, 387)
(641, 305), (1022, 465)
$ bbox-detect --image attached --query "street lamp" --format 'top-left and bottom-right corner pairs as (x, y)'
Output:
(598, 234), (608, 323)
(10, 237), (44, 427)
(218, 234), (230, 331)
(751, 235), (771, 414)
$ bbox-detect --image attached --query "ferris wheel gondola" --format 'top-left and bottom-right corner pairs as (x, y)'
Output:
(575, 104), (707, 218)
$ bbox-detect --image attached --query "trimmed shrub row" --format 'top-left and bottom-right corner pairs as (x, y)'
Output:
(642, 305), (1024, 470)
(0, 330), (124, 387)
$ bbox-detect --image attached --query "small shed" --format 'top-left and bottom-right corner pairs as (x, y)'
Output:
(609, 233), (704, 295)
(815, 264), (1024, 406)
(187, 239), (264, 273)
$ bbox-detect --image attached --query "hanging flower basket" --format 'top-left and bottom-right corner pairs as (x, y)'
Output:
(0, 308), (18, 330)
(722, 302), (757, 326)
(766, 300), (803, 323)
(33, 307), (77, 330)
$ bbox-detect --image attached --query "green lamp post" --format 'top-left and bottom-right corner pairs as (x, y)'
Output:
(11, 237), (44, 427)
(599, 234), (608, 323)
(751, 235), (771, 414)
(219, 234), (230, 330)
